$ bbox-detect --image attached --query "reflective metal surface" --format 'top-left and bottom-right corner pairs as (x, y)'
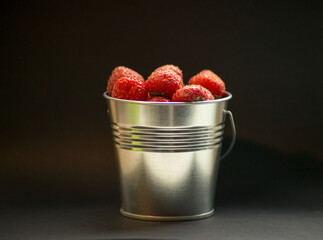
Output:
(104, 92), (235, 221)
(120, 208), (215, 221)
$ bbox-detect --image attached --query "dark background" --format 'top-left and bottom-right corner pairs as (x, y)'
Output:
(1, 0), (322, 210)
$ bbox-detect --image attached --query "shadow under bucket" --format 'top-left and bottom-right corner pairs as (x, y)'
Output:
(104, 91), (236, 221)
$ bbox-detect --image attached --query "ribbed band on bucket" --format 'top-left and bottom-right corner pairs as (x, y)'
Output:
(112, 122), (225, 152)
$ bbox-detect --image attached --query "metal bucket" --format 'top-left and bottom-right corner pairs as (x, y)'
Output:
(103, 91), (236, 221)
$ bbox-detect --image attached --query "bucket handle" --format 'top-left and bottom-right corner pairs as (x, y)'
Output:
(220, 110), (236, 161)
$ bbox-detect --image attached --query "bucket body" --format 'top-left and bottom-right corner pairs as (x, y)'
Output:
(104, 92), (233, 221)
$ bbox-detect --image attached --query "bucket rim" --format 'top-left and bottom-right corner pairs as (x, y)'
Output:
(103, 91), (232, 105)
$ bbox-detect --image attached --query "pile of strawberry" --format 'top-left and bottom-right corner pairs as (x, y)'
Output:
(106, 65), (226, 102)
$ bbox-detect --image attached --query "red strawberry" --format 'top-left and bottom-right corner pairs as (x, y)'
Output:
(155, 64), (183, 79)
(188, 70), (225, 98)
(147, 96), (171, 102)
(107, 66), (144, 96)
(221, 92), (229, 98)
(112, 77), (147, 100)
(172, 85), (215, 102)
(146, 69), (183, 99)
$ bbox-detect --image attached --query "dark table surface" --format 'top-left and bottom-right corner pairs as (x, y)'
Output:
(1, 140), (323, 240)
(1, 200), (323, 240)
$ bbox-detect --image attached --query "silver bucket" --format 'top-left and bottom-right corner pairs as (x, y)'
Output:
(103, 91), (236, 221)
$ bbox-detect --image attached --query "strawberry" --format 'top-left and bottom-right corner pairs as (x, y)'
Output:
(147, 96), (171, 102)
(155, 64), (183, 79)
(221, 92), (229, 98)
(107, 66), (144, 96)
(188, 70), (225, 98)
(172, 85), (215, 102)
(112, 77), (147, 100)
(146, 69), (183, 99)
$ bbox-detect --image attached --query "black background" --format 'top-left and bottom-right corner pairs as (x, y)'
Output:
(1, 0), (322, 210)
